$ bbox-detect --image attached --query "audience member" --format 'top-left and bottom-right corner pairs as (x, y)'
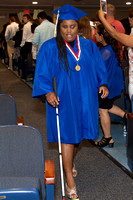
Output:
(32, 11), (55, 50)
(12, 23), (23, 76)
(20, 14), (33, 79)
(0, 23), (9, 64)
(106, 4), (125, 61)
(98, 6), (133, 100)
(78, 16), (92, 39)
(0, 34), (5, 62)
(98, 6), (133, 47)
(120, 8), (133, 35)
(46, 15), (53, 23)
(106, 4), (125, 33)
(128, 16), (133, 99)
(31, 20), (39, 61)
(5, 16), (19, 69)
(95, 23), (126, 147)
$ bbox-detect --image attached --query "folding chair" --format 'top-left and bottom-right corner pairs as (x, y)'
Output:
(127, 113), (133, 172)
(0, 94), (23, 125)
(0, 125), (55, 200)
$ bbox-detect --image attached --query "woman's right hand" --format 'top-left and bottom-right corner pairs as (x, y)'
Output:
(46, 92), (59, 107)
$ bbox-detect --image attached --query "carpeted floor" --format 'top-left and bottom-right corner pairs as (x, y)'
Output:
(0, 62), (133, 200)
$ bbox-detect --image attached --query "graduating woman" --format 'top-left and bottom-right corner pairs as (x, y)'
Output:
(33, 4), (108, 199)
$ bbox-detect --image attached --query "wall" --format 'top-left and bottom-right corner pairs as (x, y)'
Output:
(0, 6), (130, 33)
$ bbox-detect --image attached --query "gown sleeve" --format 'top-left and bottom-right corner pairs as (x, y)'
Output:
(90, 41), (108, 87)
(32, 41), (54, 98)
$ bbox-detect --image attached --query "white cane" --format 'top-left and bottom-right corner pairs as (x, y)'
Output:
(53, 77), (66, 200)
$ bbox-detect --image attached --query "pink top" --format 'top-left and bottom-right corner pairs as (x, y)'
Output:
(128, 48), (133, 84)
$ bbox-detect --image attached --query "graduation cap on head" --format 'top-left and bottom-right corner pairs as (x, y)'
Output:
(53, 4), (88, 36)
(53, 4), (88, 21)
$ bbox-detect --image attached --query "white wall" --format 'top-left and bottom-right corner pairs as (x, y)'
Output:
(0, 6), (130, 33)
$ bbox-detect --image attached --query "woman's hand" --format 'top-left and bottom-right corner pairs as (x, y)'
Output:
(99, 86), (109, 98)
(46, 92), (59, 107)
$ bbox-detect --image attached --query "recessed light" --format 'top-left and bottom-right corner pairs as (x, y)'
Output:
(126, 2), (132, 5)
(32, 1), (38, 4)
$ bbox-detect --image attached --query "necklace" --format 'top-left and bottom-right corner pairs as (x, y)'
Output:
(64, 35), (81, 71)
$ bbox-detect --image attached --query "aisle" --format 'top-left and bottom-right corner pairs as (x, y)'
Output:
(0, 62), (133, 200)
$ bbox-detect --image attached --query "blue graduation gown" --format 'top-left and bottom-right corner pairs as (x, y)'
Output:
(100, 45), (124, 99)
(33, 36), (107, 144)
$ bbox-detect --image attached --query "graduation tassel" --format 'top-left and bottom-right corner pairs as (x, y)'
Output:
(54, 9), (59, 37)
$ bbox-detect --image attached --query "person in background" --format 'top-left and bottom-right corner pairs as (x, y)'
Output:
(95, 23), (126, 147)
(12, 23), (23, 76)
(128, 15), (133, 100)
(32, 11), (55, 50)
(78, 16), (92, 39)
(33, 4), (108, 199)
(106, 4), (125, 34)
(98, 6), (133, 100)
(20, 14), (33, 79)
(31, 20), (39, 61)
(106, 4), (125, 61)
(5, 16), (19, 69)
(1, 23), (9, 65)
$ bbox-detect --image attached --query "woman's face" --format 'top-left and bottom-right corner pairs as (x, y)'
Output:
(60, 20), (78, 42)
(95, 28), (102, 43)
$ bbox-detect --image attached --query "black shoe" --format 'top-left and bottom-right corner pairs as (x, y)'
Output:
(95, 136), (114, 148)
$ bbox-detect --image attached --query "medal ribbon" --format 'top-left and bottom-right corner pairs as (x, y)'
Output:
(64, 35), (81, 62)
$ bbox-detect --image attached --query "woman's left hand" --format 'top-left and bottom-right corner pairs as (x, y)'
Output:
(99, 86), (109, 98)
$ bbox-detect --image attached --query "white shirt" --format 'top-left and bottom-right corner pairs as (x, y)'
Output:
(5, 22), (19, 43)
(20, 21), (33, 47)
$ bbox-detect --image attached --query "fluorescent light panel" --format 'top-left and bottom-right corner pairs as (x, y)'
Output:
(126, 2), (132, 5)
(32, 1), (38, 4)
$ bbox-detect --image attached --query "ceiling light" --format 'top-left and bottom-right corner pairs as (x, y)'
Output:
(126, 2), (132, 5)
(32, 1), (38, 4)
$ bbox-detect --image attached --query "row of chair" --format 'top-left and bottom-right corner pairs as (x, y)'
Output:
(13, 53), (35, 82)
(0, 92), (55, 199)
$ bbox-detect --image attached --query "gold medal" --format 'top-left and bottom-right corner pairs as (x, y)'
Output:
(75, 64), (81, 71)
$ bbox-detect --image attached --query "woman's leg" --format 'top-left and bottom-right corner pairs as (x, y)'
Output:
(72, 144), (79, 177)
(95, 108), (114, 147)
(99, 108), (111, 138)
(61, 143), (78, 198)
(61, 143), (75, 188)
(108, 105), (125, 118)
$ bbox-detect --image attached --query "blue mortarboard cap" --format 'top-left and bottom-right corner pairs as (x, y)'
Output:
(53, 4), (88, 21)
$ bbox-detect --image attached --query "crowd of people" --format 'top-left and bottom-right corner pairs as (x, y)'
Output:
(0, 4), (133, 200)
(0, 11), (55, 80)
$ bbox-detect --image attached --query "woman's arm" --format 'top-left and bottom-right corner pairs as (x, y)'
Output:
(98, 6), (133, 48)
